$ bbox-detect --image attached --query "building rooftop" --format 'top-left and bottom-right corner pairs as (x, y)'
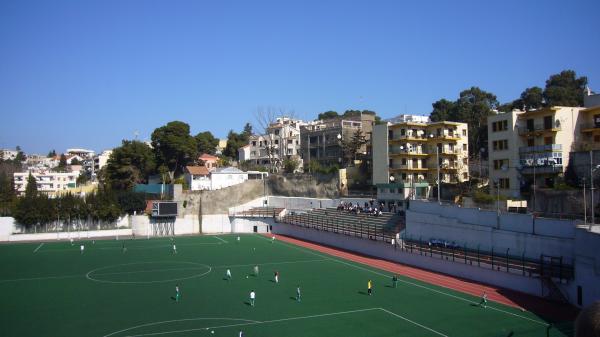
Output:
(185, 166), (210, 176)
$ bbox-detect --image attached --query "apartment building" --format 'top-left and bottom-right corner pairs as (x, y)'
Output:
(372, 115), (469, 202)
(300, 114), (375, 167)
(0, 149), (18, 161)
(14, 170), (79, 197)
(94, 150), (113, 172)
(244, 117), (305, 171)
(487, 106), (584, 197)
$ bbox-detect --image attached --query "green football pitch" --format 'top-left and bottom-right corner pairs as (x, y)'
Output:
(0, 234), (572, 337)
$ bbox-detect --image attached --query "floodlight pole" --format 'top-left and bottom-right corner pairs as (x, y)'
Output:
(591, 151), (595, 228)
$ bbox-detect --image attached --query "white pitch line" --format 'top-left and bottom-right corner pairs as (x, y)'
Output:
(0, 274), (82, 283)
(103, 317), (260, 337)
(263, 235), (547, 326)
(378, 308), (448, 336)
(212, 258), (329, 269)
(214, 236), (228, 243)
(92, 266), (208, 277)
(33, 243), (44, 253)
(123, 308), (380, 337)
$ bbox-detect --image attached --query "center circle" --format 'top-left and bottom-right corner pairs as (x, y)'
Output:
(86, 261), (211, 284)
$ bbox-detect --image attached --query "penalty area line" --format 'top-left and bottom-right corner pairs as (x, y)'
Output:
(33, 243), (44, 253)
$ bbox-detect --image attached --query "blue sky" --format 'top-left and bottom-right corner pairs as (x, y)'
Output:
(1, 0), (599, 154)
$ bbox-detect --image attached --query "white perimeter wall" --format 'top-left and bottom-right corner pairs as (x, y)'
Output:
(273, 222), (543, 297)
(407, 201), (575, 260)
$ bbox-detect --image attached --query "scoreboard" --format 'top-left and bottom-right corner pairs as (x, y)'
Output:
(151, 201), (178, 217)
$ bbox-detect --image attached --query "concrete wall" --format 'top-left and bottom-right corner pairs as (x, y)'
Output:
(230, 218), (274, 233)
(267, 174), (340, 198)
(7, 229), (133, 242)
(371, 123), (393, 184)
(273, 222), (543, 297)
(0, 217), (15, 241)
(568, 229), (600, 307)
(406, 201), (575, 260)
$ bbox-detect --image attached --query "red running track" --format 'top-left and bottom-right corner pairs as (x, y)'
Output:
(267, 233), (578, 322)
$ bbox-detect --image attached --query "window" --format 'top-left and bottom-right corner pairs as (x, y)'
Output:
(400, 129), (406, 136)
(274, 130), (280, 135)
(401, 158), (407, 165)
(252, 141), (256, 146)
(492, 122), (497, 132)
(499, 178), (510, 189)
(274, 140), (279, 145)
(389, 159), (393, 168)
(594, 135), (600, 143)
(493, 159), (509, 170)
(492, 140), (508, 151)
(388, 130), (394, 139)
(544, 137), (552, 145)
(502, 120), (508, 130)
(462, 129), (467, 136)
(527, 138), (534, 146)
(463, 158), (468, 165)
(437, 128), (441, 136)
(463, 144), (467, 151)
(287, 139), (293, 144)
(401, 173), (407, 180)
(544, 116), (553, 129)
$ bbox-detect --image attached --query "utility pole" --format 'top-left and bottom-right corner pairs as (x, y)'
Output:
(583, 177), (587, 226)
(437, 145), (441, 203)
(591, 151), (595, 227)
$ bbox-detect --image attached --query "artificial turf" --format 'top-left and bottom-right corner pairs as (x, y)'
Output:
(0, 234), (572, 336)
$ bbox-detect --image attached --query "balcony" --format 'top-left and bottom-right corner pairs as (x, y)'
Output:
(389, 134), (428, 142)
(389, 165), (429, 172)
(517, 123), (561, 136)
(439, 148), (461, 155)
(428, 134), (462, 141)
(389, 149), (429, 157)
(520, 165), (563, 175)
(518, 144), (562, 154)
(580, 123), (600, 133)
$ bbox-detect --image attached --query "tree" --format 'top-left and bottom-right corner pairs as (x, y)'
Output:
(318, 111), (339, 120)
(76, 171), (89, 186)
(56, 154), (68, 172)
(429, 99), (456, 122)
(25, 173), (38, 197)
(0, 171), (16, 216)
(47, 149), (56, 158)
(195, 131), (219, 155)
(283, 157), (300, 173)
(14, 146), (25, 162)
(151, 121), (197, 179)
(105, 140), (156, 190)
(223, 127), (251, 161)
(70, 157), (81, 166)
(543, 70), (588, 107)
(430, 87), (498, 158)
(341, 129), (368, 166)
(518, 86), (544, 111)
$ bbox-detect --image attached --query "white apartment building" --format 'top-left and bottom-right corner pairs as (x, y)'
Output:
(1, 149), (19, 161)
(66, 148), (95, 159)
(94, 150), (113, 172)
(246, 117), (305, 171)
(24, 154), (59, 170)
(373, 116), (469, 203)
(487, 106), (584, 198)
(14, 170), (79, 197)
(185, 166), (268, 191)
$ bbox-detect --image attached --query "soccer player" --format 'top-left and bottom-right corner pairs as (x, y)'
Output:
(226, 269), (232, 280)
(253, 265), (259, 277)
(274, 271), (279, 284)
(237, 236), (240, 242)
(271, 236), (275, 243)
(172, 243), (177, 254)
(296, 285), (301, 302)
(392, 275), (398, 288)
(367, 280), (372, 296)
(122, 242), (127, 254)
(70, 238), (74, 246)
(249, 290), (255, 306)
(239, 331), (244, 337)
(80, 244), (85, 254)
(479, 291), (488, 308)
(175, 284), (180, 302)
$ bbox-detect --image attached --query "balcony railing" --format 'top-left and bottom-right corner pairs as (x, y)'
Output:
(580, 123), (600, 131)
(518, 144), (562, 154)
(517, 123), (561, 136)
